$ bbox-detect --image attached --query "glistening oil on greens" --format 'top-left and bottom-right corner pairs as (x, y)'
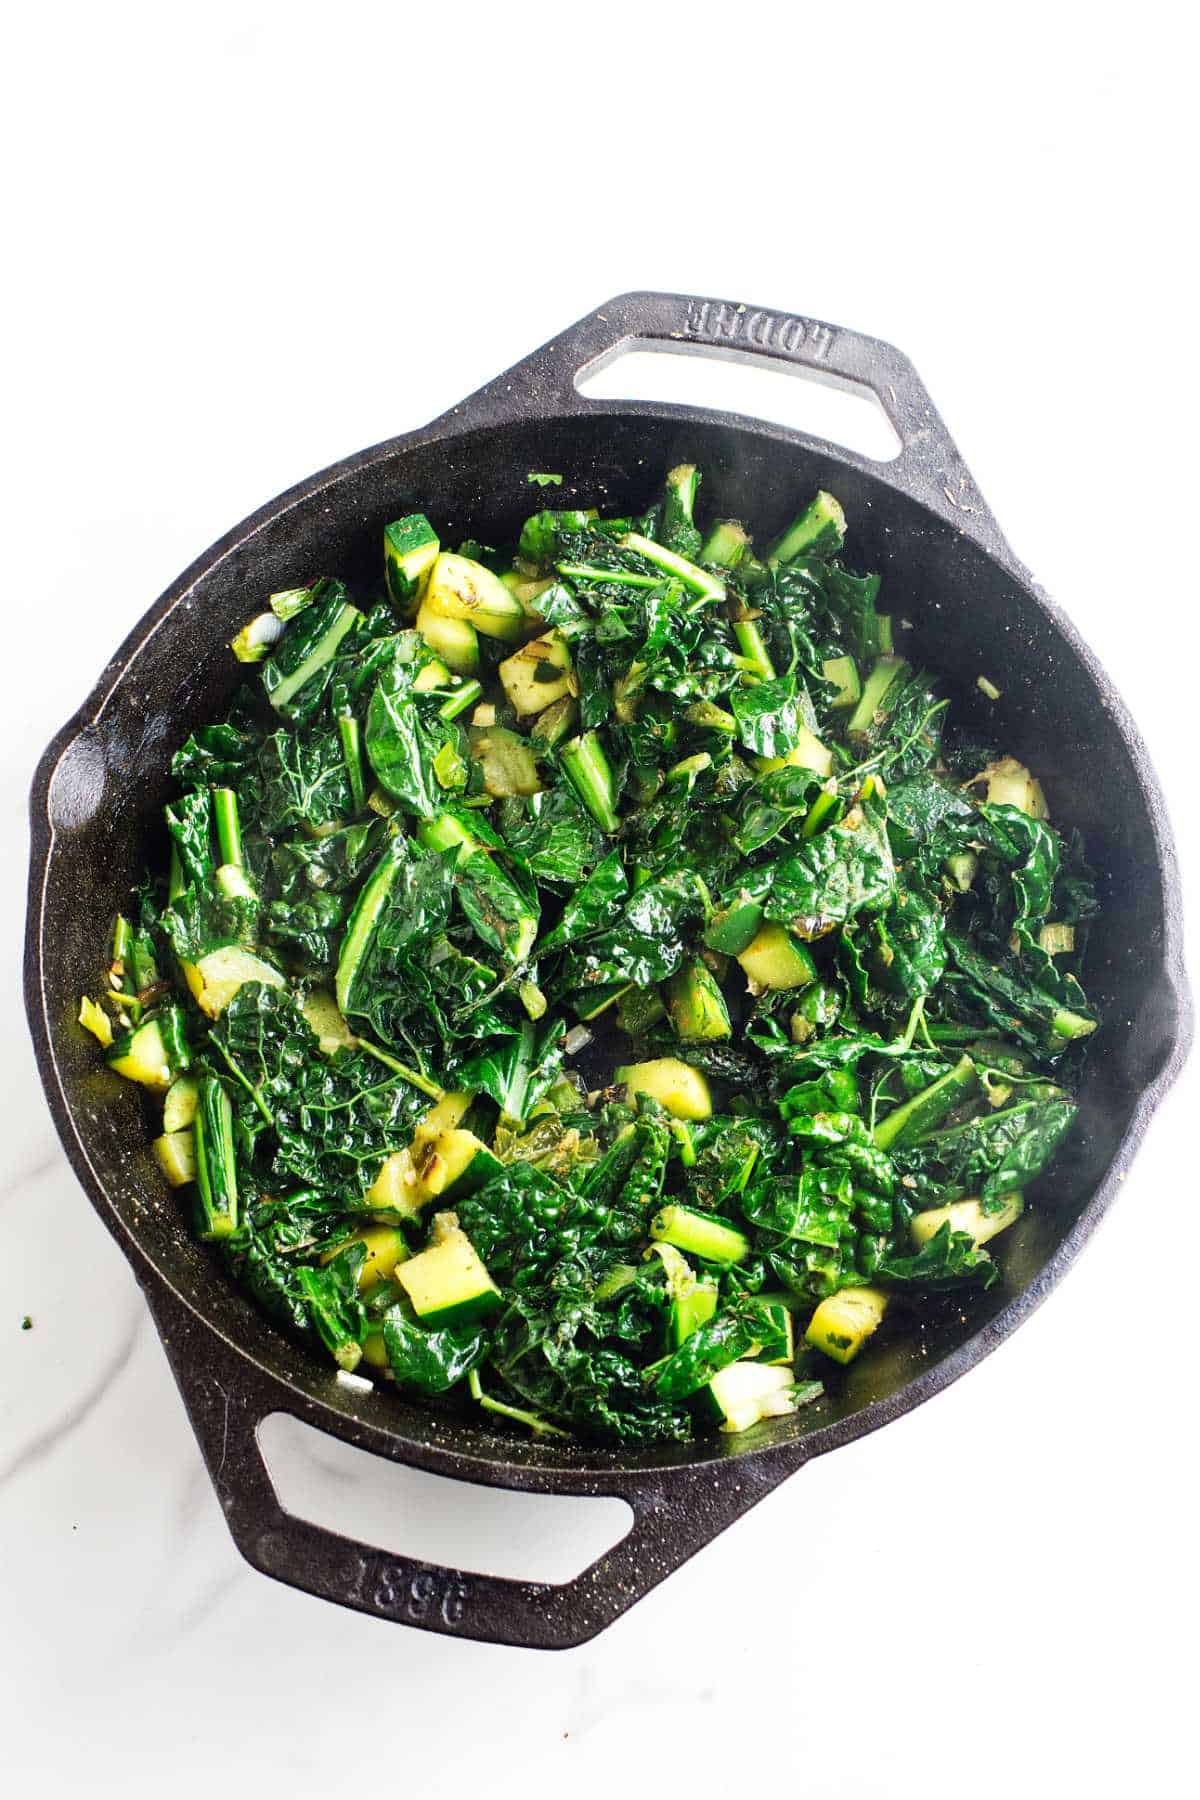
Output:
(80, 467), (1099, 1446)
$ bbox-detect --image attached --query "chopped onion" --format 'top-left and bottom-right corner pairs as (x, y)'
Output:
(230, 612), (285, 663)
(563, 1025), (593, 1057)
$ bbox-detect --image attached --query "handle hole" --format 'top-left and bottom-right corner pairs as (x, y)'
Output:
(257, 1412), (632, 1584)
(576, 342), (902, 461)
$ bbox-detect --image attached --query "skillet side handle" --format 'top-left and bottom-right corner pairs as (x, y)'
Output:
(453, 289), (1013, 554)
(140, 1274), (806, 1650)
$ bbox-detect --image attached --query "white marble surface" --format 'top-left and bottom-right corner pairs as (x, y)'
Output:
(4, 8), (1196, 1795)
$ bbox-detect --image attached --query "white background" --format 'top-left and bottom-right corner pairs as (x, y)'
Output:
(3, 4), (1196, 1794)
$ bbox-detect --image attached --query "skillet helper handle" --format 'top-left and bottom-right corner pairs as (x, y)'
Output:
(460, 288), (1009, 550)
(141, 1273), (803, 1650)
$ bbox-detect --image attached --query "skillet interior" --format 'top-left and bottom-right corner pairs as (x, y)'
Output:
(33, 406), (1184, 1478)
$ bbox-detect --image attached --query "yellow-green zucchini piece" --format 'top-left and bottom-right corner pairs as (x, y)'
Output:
(395, 1216), (501, 1327)
(736, 922), (818, 991)
(384, 513), (439, 613)
(498, 630), (574, 716)
(910, 1192), (1023, 1250)
(615, 1058), (713, 1120)
(186, 946), (285, 1019)
(152, 1129), (196, 1188)
(806, 1286), (888, 1364)
(415, 599), (480, 675)
(423, 552), (526, 642)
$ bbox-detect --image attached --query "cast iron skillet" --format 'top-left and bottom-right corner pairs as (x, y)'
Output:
(25, 292), (1191, 1649)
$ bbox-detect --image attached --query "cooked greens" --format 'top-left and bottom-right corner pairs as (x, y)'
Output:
(81, 470), (1099, 1446)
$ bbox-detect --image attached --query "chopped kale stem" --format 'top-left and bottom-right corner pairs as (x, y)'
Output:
(88, 469), (1100, 1448)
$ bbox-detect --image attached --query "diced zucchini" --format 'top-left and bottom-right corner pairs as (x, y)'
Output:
(323, 1224), (410, 1291)
(468, 724), (543, 797)
(384, 513), (440, 613)
(107, 1011), (188, 1092)
(664, 959), (732, 1041)
(187, 946), (285, 1019)
(615, 984), (666, 1036)
(415, 599), (480, 675)
(364, 1096), (481, 1222)
(529, 695), (579, 751)
(412, 1128), (502, 1202)
(396, 1216), (501, 1327)
(737, 922), (818, 992)
(163, 1073), (201, 1133)
(365, 1148), (425, 1222)
(806, 1286), (888, 1364)
(616, 1058), (713, 1121)
(822, 655), (861, 708)
(424, 552), (526, 642)
(696, 1362), (799, 1433)
(152, 1128), (196, 1188)
(704, 894), (765, 956)
(754, 727), (833, 779)
(498, 630), (574, 717)
(300, 988), (357, 1055)
(415, 1091), (474, 1139)
(910, 1192), (1023, 1250)
(977, 756), (1049, 819)
(501, 569), (559, 619)
(412, 656), (452, 693)
(847, 656), (909, 738)
(650, 1203), (750, 1266)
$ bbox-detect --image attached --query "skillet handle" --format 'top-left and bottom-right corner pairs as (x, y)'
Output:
(458, 289), (1010, 551)
(141, 1273), (805, 1650)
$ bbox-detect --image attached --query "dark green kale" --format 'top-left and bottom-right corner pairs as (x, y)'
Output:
(91, 463), (1100, 1449)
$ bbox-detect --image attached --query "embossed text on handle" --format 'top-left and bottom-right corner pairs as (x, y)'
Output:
(683, 299), (835, 362)
(349, 1554), (471, 1629)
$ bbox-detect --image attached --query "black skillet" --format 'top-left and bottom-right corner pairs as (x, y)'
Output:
(25, 292), (1191, 1649)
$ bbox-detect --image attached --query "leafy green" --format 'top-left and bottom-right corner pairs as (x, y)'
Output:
(96, 463), (1100, 1449)
(761, 798), (896, 934)
(366, 638), (466, 819)
(381, 1306), (487, 1392)
(730, 675), (804, 758)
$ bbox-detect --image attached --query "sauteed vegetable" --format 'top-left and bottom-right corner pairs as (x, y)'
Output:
(80, 468), (1099, 1446)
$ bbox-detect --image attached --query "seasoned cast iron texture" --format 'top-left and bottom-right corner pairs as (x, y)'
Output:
(26, 293), (1191, 1649)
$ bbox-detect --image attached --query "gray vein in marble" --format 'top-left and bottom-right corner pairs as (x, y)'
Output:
(0, 1140), (73, 1205)
(0, 1305), (144, 1488)
(172, 1564), (249, 1637)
